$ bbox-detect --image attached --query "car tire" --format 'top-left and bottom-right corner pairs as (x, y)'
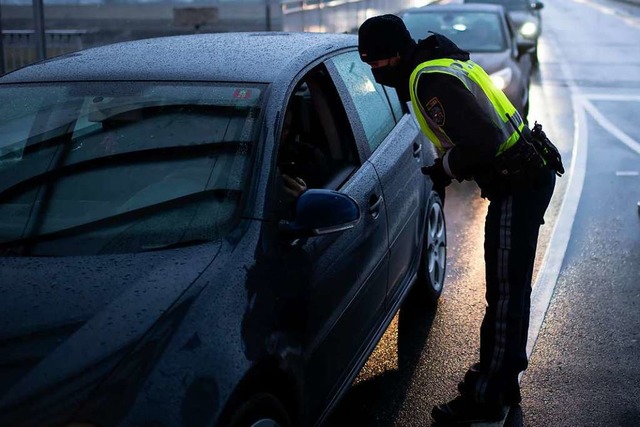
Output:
(531, 44), (539, 68)
(226, 393), (291, 427)
(412, 191), (447, 304)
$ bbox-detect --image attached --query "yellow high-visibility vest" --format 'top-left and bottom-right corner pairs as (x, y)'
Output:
(408, 58), (524, 156)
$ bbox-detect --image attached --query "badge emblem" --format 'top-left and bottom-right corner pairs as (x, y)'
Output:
(426, 97), (446, 126)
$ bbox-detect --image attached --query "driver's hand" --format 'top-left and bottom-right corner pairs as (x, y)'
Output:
(282, 174), (307, 198)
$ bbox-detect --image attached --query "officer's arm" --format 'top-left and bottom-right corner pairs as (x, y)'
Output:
(417, 73), (501, 180)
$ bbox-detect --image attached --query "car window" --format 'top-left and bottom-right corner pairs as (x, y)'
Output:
(276, 64), (360, 188)
(329, 51), (396, 154)
(0, 82), (264, 256)
(383, 86), (405, 123)
(403, 11), (507, 52)
(273, 66), (361, 219)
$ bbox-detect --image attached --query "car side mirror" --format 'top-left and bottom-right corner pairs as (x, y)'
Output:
(279, 189), (360, 238)
(532, 1), (544, 10)
(516, 39), (536, 60)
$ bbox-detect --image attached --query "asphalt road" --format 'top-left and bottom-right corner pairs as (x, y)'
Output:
(326, 0), (640, 425)
(519, 0), (640, 425)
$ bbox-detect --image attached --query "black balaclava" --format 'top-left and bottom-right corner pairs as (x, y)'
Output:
(358, 14), (417, 98)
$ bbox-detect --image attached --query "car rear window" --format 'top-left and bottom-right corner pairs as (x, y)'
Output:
(0, 82), (265, 256)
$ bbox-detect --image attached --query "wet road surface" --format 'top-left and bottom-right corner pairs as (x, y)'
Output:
(326, 0), (640, 425)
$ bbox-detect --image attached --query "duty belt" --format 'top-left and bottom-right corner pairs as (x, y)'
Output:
(493, 138), (544, 177)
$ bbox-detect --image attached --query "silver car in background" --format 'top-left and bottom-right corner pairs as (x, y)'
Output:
(401, 3), (535, 117)
(463, 0), (544, 64)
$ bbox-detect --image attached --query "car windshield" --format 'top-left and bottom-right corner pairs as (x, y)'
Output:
(0, 81), (264, 256)
(403, 11), (507, 52)
(464, 0), (531, 12)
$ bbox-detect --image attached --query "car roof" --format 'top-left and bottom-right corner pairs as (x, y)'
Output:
(403, 3), (505, 14)
(0, 32), (357, 84)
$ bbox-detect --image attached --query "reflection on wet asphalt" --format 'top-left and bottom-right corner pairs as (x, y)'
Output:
(326, 181), (492, 426)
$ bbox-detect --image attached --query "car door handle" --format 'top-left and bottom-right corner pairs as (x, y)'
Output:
(413, 142), (422, 157)
(369, 194), (384, 218)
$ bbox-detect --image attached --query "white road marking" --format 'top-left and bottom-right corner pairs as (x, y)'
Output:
(525, 38), (588, 363)
(519, 6), (640, 421)
(581, 99), (640, 156)
(526, 96), (589, 360)
(616, 171), (640, 176)
(574, 0), (616, 15)
(581, 94), (640, 102)
(477, 4), (640, 424)
(476, 35), (592, 427)
(573, 0), (640, 27)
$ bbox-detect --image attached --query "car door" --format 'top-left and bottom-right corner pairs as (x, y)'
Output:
(327, 51), (426, 304)
(271, 64), (390, 421)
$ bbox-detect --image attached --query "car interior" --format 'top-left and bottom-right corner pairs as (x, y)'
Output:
(277, 66), (360, 194)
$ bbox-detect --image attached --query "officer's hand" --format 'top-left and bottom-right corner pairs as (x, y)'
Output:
(421, 157), (452, 189)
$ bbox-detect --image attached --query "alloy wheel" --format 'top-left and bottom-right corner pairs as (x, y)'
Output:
(250, 419), (283, 427)
(426, 199), (446, 293)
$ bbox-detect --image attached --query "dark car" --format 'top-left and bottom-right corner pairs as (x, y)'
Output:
(0, 32), (447, 427)
(462, 0), (544, 64)
(401, 3), (535, 116)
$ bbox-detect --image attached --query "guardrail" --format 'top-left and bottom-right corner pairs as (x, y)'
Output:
(2, 29), (87, 73)
(280, 0), (437, 33)
(0, 0), (438, 74)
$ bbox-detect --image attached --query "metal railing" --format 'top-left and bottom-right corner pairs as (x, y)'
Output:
(2, 29), (87, 73)
(0, 0), (438, 74)
(280, 0), (436, 33)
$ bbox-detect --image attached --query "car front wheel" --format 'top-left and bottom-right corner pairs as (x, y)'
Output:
(412, 191), (447, 304)
(226, 393), (291, 427)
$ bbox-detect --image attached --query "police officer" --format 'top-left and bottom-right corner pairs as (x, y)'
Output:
(358, 14), (557, 424)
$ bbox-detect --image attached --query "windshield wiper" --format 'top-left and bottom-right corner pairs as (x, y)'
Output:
(140, 238), (213, 253)
(0, 188), (242, 254)
(0, 141), (243, 202)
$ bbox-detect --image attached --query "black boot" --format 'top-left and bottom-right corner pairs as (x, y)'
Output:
(457, 379), (522, 406)
(431, 395), (504, 425)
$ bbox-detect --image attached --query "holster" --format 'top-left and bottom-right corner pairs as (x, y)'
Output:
(476, 141), (545, 200)
(494, 140), (543, 177)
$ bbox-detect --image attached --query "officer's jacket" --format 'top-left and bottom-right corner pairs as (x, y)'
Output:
(407, 39), (525, 181)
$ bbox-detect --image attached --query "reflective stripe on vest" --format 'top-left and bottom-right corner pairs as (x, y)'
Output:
(408, 58), (524, 156)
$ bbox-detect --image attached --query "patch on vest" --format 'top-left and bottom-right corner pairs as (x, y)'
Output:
(426, 97), (445, 126)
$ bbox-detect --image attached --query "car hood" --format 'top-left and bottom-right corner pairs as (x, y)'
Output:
(508, 10), (536, 26)
(0, 242), (221, 425)
(469, 50), (512, 75)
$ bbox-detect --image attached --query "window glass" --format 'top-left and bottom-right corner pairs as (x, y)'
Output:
(402, 11), (506, 52)
(384, 86), (405, 123)
(0, 82), (264, 256)
(274, 67), (360, 220)
(464, 0), (531, 11)
(330, 51), (395, 153)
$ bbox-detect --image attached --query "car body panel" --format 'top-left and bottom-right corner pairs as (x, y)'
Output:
(0, 240), (223, 426)
(367, 117), (427, 301)
(462, 0), (543, 43)
(324, 52), (429, 302)
(401, 3), (532, 115)
(302, 161), (389, 421)
(0, 32), (439, 427)
(470, 49), (530, 114)
(0, 33), (357, 84)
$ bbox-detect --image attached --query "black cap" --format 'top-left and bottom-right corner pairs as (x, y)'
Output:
(358, 14), (416, 62)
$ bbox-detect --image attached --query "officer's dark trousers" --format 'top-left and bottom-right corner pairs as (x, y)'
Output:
(465, 167), (556, 404)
